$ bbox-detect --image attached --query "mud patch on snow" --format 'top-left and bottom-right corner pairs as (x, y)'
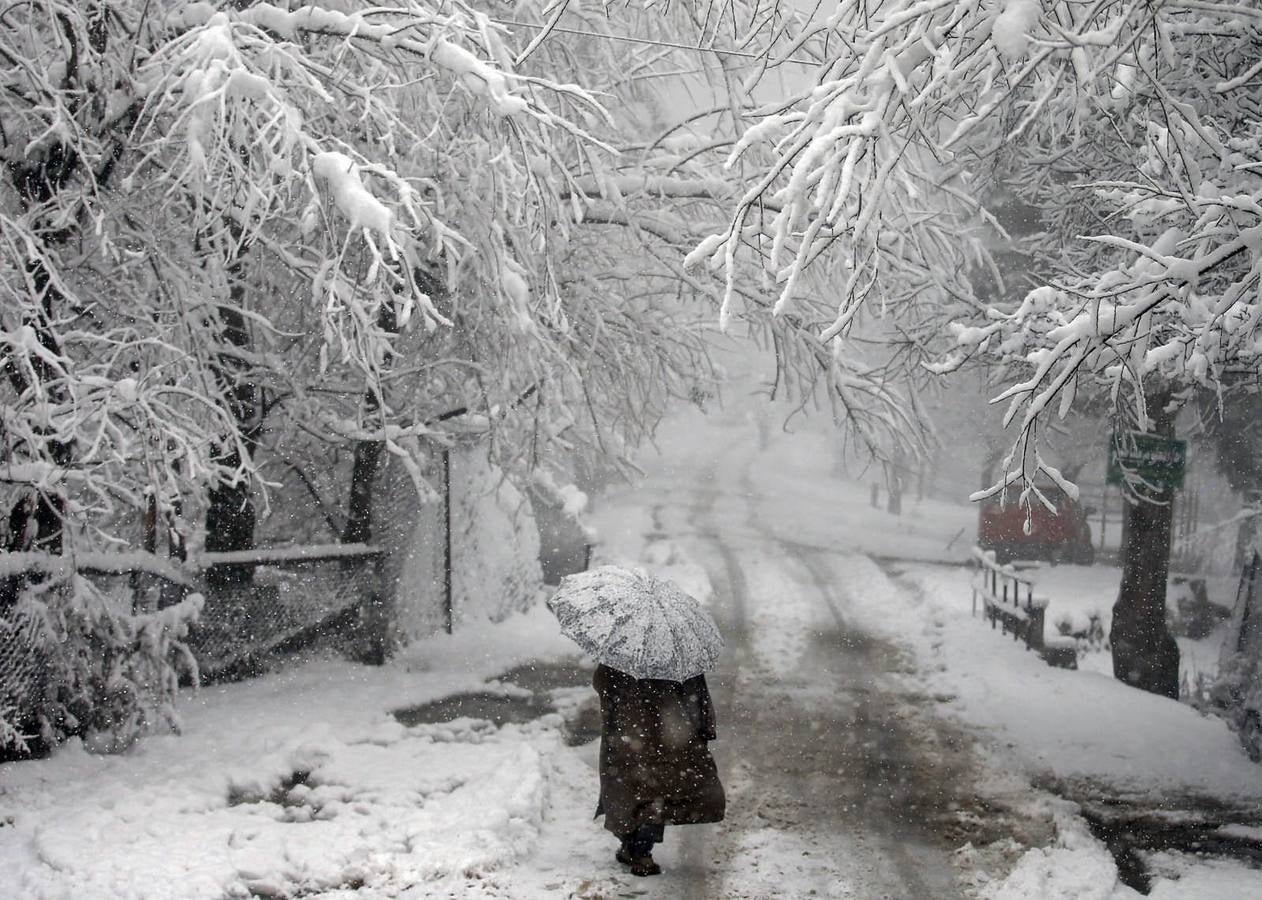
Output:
(497, 660), (602, 746)
(1080, 804), (1262, 894)
(495, 660), (593, 693)
(393, 691), (553, 728)
(394, 662), (601, 747)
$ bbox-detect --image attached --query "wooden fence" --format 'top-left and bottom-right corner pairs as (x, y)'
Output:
(972, 547), (1077, 669)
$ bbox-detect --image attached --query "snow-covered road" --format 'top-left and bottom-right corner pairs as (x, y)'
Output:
(518, 416), (991, 898)
(521, 398), (1262, 899)
(668, 449), (973, 898)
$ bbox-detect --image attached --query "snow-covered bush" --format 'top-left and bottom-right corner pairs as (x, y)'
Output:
(4, 577), (201, 755)
(1211, 652), (1262, 762)
(0, 705), (25, 755)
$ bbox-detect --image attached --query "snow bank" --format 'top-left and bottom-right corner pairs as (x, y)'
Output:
(978, 798), (1136, 899)
(4, 722), (554, 898)
(877, 562), (1262, 803)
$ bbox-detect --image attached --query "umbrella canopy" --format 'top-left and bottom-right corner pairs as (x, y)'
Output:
(547, 565), (723, 681)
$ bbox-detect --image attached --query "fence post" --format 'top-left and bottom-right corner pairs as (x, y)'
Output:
(130, 491), (158, 614)
(362, 556), (390, 665)
(1026, 602), (1046, 652)
(442, 447), (453, 635)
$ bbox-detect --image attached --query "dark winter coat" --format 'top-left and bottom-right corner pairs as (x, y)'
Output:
(593, 664), (726, 835)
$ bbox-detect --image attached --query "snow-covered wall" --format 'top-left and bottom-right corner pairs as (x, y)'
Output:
(450, 448), (543, 625)
(375, 455), (445, 644)
(376, 445), (543, 644)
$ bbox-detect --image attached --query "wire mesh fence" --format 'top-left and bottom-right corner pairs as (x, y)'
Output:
(0, 600), (45, 740)
(0, 445), (578, 743)
(189, 547), (385, 680)
(0, 545), (385, 736)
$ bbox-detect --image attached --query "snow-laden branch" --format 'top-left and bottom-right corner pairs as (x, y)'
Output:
(693, 0), (1262, 495)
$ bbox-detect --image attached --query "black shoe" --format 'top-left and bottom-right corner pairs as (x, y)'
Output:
(630, 856), (662, 877)
(616, 846), (634, 866)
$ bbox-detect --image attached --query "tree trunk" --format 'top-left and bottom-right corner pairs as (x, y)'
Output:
(338, 303), (404, 663)
(886, 462), (903, 515)
(1110, 398), (1181, 700)
(204, 301), (263, 589)
(204, 470), (257, 588)
(339, 299), (406, 546)
(341, 440), (386, 545)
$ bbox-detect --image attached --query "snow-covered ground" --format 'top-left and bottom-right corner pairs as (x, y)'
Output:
(3, 382), (1261, 899)
(0, 609), (588, 897)
(687, 398), (1262, 899)
(989, 562), (1237, 687)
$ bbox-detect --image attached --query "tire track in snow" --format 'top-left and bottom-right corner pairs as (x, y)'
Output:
(585, 438), (979, 897)
(668, 460), (751, 900)
(728, 453), (968, 898)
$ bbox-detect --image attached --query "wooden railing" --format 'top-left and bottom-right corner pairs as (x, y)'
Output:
(972, 547), (1077, 669)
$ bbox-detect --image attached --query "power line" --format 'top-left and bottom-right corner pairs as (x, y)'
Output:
(493, 18), (822, 66)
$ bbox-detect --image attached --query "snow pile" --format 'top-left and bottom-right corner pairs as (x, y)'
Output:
(4, 723), (552, 898)
(980, 799), (1262, 899)
(1146, 852), (1262, 899)
(982, 798), (1136, 899)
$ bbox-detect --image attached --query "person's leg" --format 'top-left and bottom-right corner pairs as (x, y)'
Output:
(615, 832), (636, 865)
(629, 827), (656, 857)
(616, 827), (652, 861)
(626, 825), (662, 877)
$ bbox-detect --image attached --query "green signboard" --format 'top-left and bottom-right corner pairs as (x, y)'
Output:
(1106, 431), (1186, 489)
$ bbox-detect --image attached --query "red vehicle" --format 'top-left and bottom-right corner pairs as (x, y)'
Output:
(978, 484), (1095, 565)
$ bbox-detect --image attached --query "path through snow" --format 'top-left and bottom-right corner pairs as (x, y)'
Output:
(488, 422), (1016, 898)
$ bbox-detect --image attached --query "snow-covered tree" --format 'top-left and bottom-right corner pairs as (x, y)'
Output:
(669, 0), (1262, 697)
(0, 0), (705, 748)
(2, 0), (869, 747)
(1, 3), (579, 548)
(690, 0), (1259, 484)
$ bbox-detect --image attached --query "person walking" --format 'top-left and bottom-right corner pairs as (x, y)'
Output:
(546, 565), (727, 878)
(593, 663), (725, 876)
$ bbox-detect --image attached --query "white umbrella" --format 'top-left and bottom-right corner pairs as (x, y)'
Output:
(547, 565), (723, 681)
